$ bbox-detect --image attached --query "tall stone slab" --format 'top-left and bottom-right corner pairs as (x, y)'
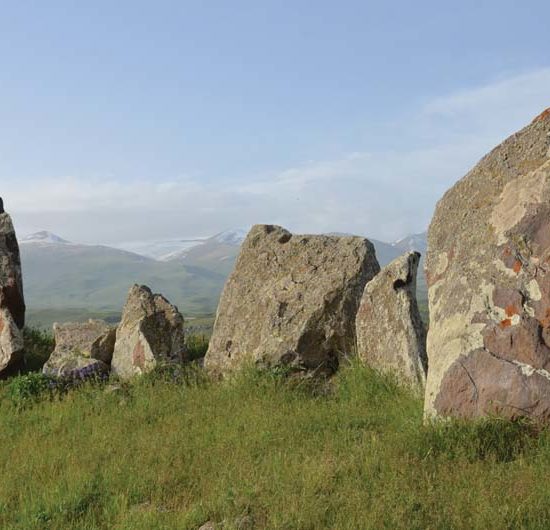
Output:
(111, 285), (186, 380)
(425, 109), (550, 421)
(356, 251), (427, 385)
(0, 201), (25, 374)
(204, 224), (380, 375)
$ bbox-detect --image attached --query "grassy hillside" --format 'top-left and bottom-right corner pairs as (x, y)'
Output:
(21, 244), (226, 318)
(0, 333), (548, 528)
(178, 238), (241, 276)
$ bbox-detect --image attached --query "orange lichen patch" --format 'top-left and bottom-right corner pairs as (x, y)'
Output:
(539, 308), (550, 329)
(132, 340), (146, 370)
(500, 318), (512, 329)
(532, 108), (550, 123)
(513, 260), (522, 274)
(505, 304), (519, 317)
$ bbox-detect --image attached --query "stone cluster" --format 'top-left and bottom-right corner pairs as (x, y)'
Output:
(6, 108), (550, 426)
(205, 224), (427, 384)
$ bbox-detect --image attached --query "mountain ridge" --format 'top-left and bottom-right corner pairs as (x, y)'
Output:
(21, 228), (428, 327)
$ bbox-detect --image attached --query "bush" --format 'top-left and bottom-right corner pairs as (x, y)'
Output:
(7, 372), (53, 408)
(23, 327), (54, 373)
(185, 334), (209, 361)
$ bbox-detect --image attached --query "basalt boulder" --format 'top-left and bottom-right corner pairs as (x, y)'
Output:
(43, 319), (116, 378)
(425, 108), (550, 421)
(356, 251), (427, 385)
(204, 224), (380, 376)
(111, 285), (186, 380)
(0, 204), (25, 374)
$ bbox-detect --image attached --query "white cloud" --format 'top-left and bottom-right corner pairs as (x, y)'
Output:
(421, 67), (550, 138)
(3, 68), (550, 244)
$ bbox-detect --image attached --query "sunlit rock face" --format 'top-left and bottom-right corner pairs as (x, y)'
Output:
(425, 109), (550, 421)
(111, 285), (186, 380)
(356, 251), (427, 386)
(205, 224), (380, 376)
(0, 204), (25, 374)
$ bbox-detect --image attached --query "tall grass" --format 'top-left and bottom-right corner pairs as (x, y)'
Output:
(1, 343), (550, 528)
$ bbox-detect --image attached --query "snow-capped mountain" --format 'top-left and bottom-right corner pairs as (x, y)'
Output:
(210, 229), (248, 246)
(113, 238), (207, 261)
(21, 231), (71, 245)
(392, 232), (427, 254)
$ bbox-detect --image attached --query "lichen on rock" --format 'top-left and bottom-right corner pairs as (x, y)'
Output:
(425, 108), (550, 421)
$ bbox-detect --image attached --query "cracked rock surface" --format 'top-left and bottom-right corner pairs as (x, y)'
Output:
(0, 209), (25, 374)
(204, 224), (380, 376)
(425, 108), (550, 421)
(356, 251), (427, 386)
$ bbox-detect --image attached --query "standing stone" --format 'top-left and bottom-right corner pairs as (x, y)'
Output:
(204, 224), (380, 376)
(356, 251), (427, 385)
(425, 108), (550, 421)
(42, 320), (116, 378)
(111, 285), (186, 380)
(0, 200), (25, 374)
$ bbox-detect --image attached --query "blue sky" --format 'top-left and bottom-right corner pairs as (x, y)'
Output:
(1, 0), (549, 243)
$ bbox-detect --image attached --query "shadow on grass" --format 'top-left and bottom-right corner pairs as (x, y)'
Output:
(414, 417), (542, 463)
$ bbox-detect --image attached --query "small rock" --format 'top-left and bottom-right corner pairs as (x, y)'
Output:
(111, 285), (186, 380)
(43, 319), (116, 378)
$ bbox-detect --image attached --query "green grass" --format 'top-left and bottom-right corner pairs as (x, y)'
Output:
(26, 309), (123, 331)
(1, 334), (550, 528)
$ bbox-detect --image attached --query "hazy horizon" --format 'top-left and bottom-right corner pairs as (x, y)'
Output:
(2, 1), (549, 244)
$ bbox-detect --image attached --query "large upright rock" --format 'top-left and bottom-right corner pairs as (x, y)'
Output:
(43, 320), (116, 378)
(356, 251), (427, 385)
(425, 109), (550, 421)
(111, 285), (186, 379)
(205, 224), (380, 375)
(0, 201), (25, 374)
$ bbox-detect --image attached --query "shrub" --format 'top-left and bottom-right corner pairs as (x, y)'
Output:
(7, 372), (52, 408)
(23, 327), (54, 373)
(185, 334), (209, 361)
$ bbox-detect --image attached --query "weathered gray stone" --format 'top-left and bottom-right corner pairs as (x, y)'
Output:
(0, 206), (25, 374)
(43, 355), (109, 379)
(356, 251), (427, 385)
(111, 285), (186, 380)
(42, 319), (116, 378)
(0, 307), (24, 374)
(425, 108), (550, 421)
(204, 224), (380, 375)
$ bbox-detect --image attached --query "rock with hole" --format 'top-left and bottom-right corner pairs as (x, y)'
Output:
(356, 251), (427, 385)
(204, 224), (380, 375)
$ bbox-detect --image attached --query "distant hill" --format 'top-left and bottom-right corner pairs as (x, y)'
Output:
(20, 229), (428, 328)
(20, 233), (227, 326)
